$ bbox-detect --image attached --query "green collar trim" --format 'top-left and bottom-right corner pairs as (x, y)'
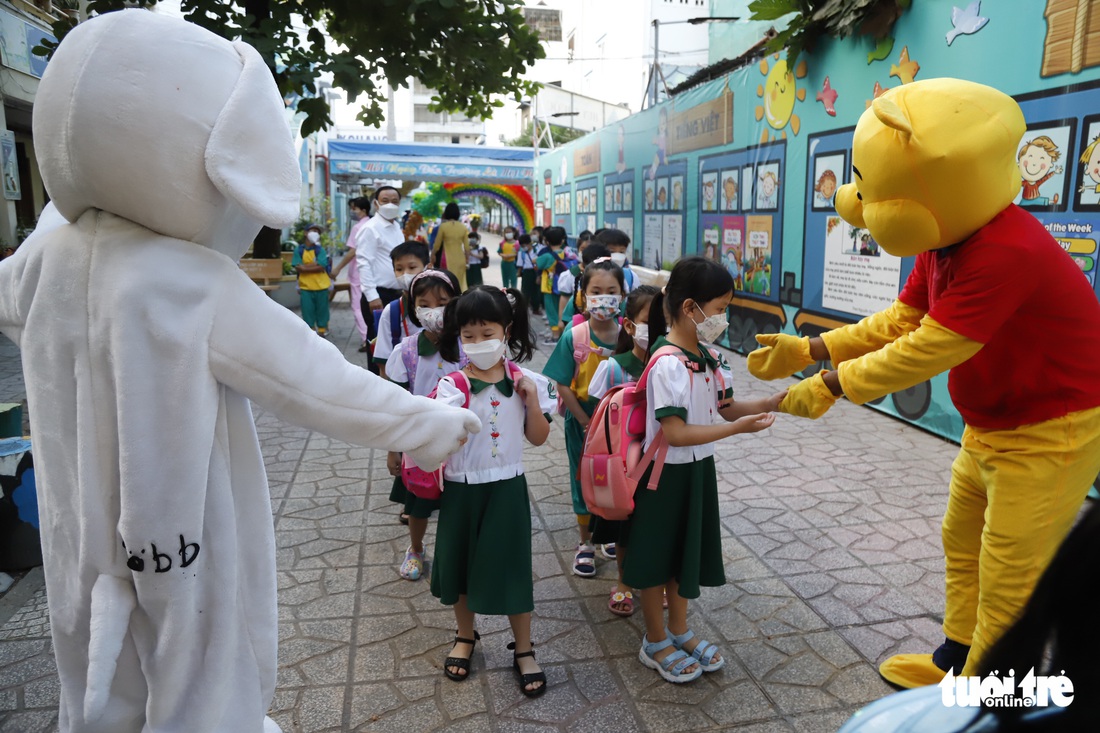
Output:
(417, 331), (439, 357)
(651, 336), (719, 370)
(467, 369), (516, 396)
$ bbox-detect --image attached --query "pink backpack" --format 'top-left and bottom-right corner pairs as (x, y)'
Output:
(579, 345), (726, 520)
(401, 361), (525, 499)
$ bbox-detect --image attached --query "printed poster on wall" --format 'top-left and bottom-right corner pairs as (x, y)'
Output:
(701, 214), (745, 290)
(662, 215), (683, 266)
(822, 216), (902, 316)
(643, 215), (662, 269)
(615, 217), (635, 258)
(0, 131), (19, 201)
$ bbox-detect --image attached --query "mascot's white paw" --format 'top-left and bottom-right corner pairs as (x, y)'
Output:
(406, 409), (482, 471)
(264, 715), (283, 733)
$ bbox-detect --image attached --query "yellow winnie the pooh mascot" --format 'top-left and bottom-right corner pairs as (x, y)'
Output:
(749, 78), (1100, 688)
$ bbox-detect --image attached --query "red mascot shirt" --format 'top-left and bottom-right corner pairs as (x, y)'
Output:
(898, 204), (1100, 429)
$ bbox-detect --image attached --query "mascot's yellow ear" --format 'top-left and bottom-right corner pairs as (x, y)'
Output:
(872, 97), (913, 141)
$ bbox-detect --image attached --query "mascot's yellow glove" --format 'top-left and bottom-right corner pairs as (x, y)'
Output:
(838, 315), (982, 405)
(778, 371), (840, 419)
(747, 334), (814, 380)
(820, 300), (925, 366)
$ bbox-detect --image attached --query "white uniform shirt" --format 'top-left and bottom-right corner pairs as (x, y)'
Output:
(435, 367), (557, 484)
(385, 334), (461, 396)
(374, 299), (421, 361)
(645, 345), (734, 464)
(354, 214), (403, 301)
(557, 269), (576, 294)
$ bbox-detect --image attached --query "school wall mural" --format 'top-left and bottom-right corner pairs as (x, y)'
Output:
(535, 0), (1100, 441)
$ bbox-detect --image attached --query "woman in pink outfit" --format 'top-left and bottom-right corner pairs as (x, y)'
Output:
(332, 197), (372, 351)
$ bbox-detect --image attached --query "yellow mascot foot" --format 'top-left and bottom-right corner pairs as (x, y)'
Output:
(879, 654), (949, 689)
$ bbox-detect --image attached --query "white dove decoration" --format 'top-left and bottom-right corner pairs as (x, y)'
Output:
(947, 1), (989, 46)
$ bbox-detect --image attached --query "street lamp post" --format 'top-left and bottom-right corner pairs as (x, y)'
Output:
(647, 16), (741, 108)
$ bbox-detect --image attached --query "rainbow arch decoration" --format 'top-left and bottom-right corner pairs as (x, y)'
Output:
(443, 183), (535, 233)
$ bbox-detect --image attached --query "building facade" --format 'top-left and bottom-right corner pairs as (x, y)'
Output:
(0, 0), (62, 249)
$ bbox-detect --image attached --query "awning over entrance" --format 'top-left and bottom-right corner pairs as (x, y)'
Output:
(326, 141), (535, 185)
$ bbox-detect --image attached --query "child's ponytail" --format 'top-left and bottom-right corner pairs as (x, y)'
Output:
(503, 287), (534, 363)
(647, 290), (669, 345)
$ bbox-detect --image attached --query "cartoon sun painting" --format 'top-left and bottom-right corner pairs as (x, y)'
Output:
(755, 54), (808, 143)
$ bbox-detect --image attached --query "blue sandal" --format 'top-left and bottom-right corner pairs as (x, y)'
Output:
(666, 628), (724, 672)
(638, 635), (702, 683)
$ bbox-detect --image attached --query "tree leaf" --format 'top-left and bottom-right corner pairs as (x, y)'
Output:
(748, 0), (801, 22)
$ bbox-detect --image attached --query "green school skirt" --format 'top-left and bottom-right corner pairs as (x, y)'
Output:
(621, 457), (725, 598)
(430, 475), (534, 615)
(388, 476), (441, 519)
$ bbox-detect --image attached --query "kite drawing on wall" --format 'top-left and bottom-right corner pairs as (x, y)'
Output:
(946, 1), (989, 46)
(867, 36), (895, 64)
(816, 76), (839, 116)
(890, 46), (921, 85)
(865, 81), (891, 109)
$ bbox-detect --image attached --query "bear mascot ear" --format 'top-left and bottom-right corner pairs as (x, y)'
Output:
(205, 41), (300, 229)
(871, 97), (913, 140)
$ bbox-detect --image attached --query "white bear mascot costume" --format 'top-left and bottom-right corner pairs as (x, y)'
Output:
(0, 10), (479, 732)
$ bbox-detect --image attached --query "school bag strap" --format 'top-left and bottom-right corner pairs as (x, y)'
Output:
(628, 345), (691, 491)
(607, 359), (626, 390)
(570, 319), (616, 366)
(399, 334), (419, 391)
(390, 299), (405, 345)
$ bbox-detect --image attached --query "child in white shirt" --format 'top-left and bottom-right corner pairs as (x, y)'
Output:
(429, 286), (556, 698)
(385, 268), (464, 580)
(625, 257), (786, 684)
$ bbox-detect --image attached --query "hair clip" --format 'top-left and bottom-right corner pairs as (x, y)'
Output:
(501, 288), (517, 306)
(592, 257), (612, 264)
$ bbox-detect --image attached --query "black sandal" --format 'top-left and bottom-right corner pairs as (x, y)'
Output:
(443, 631), (479, 681)
(507, 641), (547, 698)
(399, 513), (410, 526)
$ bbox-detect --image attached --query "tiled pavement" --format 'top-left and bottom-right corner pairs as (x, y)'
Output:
(0, 266), (960, 732)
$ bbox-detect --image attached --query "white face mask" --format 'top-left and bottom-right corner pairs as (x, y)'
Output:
(693, 304), (729, 344)
(378, 202), (401, 221)
(610, 252), (627, 267)
(463, 338), (507, 370)
(632, 323), (649, 350)
(397, 273), (416, 291)
(306, 230), (321, 244)
(505, 232), (515, 241)
(416, 306), (446, 333)
(586, 294), (622, 321)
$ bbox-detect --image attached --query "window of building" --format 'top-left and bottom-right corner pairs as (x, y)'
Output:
(414, 104), (446, 124)
(451, 136), (460, 144)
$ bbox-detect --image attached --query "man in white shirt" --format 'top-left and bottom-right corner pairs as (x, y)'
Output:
(355, 186), (405, 366)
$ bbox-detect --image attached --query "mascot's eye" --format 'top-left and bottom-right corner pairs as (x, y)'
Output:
(856, 192), (862, 200)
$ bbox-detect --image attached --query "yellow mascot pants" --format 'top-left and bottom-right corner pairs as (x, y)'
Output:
(945, 404), (1100, 675)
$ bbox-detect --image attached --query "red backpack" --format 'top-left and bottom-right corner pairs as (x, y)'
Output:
(579, 345), (725, 520)
(401, 362), (525, 499)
